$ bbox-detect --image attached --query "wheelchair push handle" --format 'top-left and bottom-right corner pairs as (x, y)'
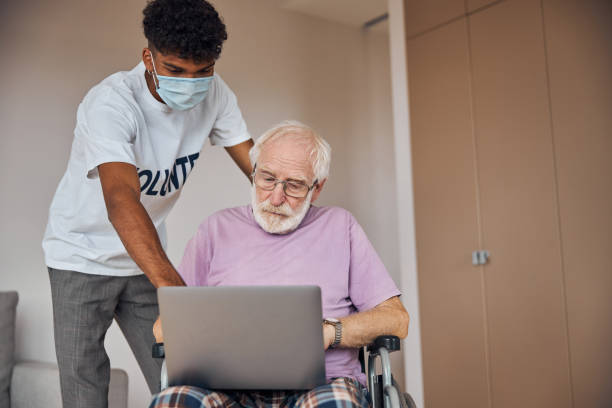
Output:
(152, 342), (165, 359)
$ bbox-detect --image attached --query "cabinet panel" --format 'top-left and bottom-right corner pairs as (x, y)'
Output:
(405, 0), (465, 38)
(467, 0), (500, 13)
(469, 0), (572, 407)
(543, 0), (612, 406)
(407, 18), (489, 408)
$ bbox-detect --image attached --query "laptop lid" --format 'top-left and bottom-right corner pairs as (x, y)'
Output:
(158, 285), (327, 390)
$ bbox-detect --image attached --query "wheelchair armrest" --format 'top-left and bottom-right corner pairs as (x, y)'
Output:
(152, 342), (165, 359)
(367, 335), (401, 354)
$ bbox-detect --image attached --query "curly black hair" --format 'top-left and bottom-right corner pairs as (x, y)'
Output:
(143, 0), (227, 63)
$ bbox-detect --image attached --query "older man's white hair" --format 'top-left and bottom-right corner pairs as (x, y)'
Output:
(249, 120), (331, 182)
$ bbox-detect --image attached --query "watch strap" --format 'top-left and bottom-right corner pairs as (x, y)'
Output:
(332, 320), (342, 348)
(324, 318), (342, 348)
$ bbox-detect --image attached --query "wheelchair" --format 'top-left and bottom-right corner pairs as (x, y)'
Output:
(153, 335), (416, 408)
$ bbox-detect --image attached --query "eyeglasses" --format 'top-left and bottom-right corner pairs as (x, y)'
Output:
(252, 165), (318, 198)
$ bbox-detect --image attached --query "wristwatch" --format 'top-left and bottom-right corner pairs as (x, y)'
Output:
(323, 318), (342, 348)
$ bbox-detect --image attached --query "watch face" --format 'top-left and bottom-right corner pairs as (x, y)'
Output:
(325, 318), (340, 324)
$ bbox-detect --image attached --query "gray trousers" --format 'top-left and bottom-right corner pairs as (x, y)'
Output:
(49, 267), (163, 408)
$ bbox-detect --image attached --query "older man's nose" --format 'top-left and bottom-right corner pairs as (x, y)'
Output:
(269, 183), (286, 206)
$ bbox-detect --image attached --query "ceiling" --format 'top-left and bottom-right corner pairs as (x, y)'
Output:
(266, 0), (389, 32)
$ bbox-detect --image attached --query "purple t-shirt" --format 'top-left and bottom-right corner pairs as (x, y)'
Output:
(178, 205), (401, 385)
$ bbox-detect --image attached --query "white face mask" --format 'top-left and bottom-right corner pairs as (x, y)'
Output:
(251, 185), (313, 234)
(149, 54), (213, 111)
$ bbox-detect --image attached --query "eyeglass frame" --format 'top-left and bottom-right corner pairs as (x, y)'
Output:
(251, 164), (318, 198)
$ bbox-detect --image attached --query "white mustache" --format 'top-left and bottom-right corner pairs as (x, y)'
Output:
(257, 200), (293, 217)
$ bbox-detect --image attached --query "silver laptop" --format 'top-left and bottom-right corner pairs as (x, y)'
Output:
(158, 285), (327, 390)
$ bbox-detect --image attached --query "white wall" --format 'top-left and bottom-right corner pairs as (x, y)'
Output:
(0, 0), (400, 406)
(388, 0), (425, 405)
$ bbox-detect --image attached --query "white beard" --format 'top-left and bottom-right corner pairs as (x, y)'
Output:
(251, 186), (313, 234)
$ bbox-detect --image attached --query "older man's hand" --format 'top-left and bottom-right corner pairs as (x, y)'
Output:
(153, 316), (164, 343)
(323, 323), (335, 350)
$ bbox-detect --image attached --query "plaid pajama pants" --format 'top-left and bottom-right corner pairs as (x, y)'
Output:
(149, 377), (370, 408)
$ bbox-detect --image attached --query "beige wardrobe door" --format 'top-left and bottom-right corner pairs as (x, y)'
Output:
(469, 0), (572, 407)
(543, 1), (612, 406)
(466, 0), (498, 13)
(407, 18), (490, 408)
(404, 0), (465, 37)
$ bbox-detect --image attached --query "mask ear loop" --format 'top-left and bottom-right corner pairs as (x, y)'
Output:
(147, 52), (160, 89)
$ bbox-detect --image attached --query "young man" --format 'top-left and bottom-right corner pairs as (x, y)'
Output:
(42, 1), (253, 407)
(150, 121), (410, 408)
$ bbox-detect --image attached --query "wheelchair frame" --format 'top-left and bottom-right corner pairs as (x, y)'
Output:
(152, 335), (416, 408)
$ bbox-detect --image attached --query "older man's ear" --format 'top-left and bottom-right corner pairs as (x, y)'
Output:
(310, 179), (327, 203)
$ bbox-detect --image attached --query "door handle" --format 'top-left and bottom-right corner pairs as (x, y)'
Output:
(472, 250), (490, 266)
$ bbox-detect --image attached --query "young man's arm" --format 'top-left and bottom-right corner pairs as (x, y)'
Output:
(98, 162), (185, 288)
(323, 296), (409, 350)
(224, 139), (254, 181)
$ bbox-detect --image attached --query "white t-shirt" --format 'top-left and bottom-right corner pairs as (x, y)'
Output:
(43, 62), (250, 276)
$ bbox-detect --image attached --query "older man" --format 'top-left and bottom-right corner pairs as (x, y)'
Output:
(150, 121), (409, 408)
